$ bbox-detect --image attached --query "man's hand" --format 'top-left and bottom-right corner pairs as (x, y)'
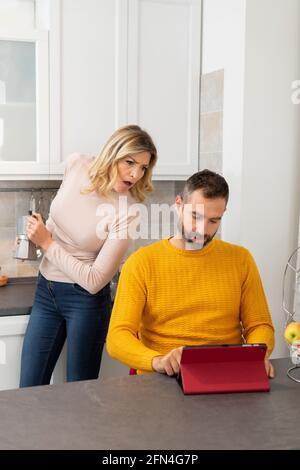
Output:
(152, 347), (183, 376)
(265, 358), (275, 378)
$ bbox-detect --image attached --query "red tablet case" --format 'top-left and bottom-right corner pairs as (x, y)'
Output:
(178, 344), (270, 395)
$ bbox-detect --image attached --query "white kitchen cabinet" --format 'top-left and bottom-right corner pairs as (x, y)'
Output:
(126, 0), (202, 178)
(0, 314), (128, 391)
(0, 315), (66, 391)
(49, 0), (118, 176)
(51, 0), (202, 179)
(0, 0), (202, 179)
(0, 316), (28, 391)
(0, 30), (49, 178)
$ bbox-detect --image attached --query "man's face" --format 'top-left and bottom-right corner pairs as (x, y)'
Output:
(176, 189), (227, 249)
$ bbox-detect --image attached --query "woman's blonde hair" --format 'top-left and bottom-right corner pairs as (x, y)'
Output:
(83, 125), (157, 202)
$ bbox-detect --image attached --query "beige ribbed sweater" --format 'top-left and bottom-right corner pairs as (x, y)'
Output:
(39, 153), (137, 294)
(107, 238), (275, 373)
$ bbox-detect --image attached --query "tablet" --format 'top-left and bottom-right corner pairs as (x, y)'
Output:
(177, 343), (270, 395)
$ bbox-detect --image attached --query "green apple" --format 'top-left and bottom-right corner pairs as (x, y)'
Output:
(284, 322), (300, 345)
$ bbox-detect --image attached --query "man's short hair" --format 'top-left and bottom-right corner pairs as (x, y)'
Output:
(181, 169), (229, 203)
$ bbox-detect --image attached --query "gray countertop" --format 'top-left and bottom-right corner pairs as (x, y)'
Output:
(0, 277), (37, 316)
(0, 274), (119, 317)
(0, 357), (299, 450)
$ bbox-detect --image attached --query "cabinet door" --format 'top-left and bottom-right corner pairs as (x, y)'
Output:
(126, 0), (202, 178)
(50, 0), (202, 178)
(0, 30), (49, 178)
(50, 0), (118, 175)
(0, 315), (67, 391)
(0, 316), (28, 391)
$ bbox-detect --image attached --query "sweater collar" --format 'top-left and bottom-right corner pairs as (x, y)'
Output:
(163, 237), (217, 257)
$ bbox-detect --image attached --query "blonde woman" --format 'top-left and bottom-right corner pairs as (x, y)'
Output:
(20, 125), (157, 387)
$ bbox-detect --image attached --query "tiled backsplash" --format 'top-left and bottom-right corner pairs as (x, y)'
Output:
(0, 181), (59, 277)
(127, 180), (185, 256)
(0, 180), (185, 278)
(200, 69), (224, 172)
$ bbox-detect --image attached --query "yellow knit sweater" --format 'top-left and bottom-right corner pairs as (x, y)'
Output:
(107, 239), (275, 373)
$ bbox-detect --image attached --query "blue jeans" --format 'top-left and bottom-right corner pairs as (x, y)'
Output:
(20, 273), (112, 387)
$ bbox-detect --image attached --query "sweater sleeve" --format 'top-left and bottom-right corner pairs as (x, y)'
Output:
(240, 249), (275, 357)
(44, 210), (138, 295)
(106, 252), (161, 372)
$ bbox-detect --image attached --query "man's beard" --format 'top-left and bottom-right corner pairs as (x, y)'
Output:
(180, 225), (218, 250)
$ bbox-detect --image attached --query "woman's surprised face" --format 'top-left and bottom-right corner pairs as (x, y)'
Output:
(114, 151), (151, 193)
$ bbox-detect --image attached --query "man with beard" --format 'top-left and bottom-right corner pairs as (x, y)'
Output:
(107, 170), (275, 378)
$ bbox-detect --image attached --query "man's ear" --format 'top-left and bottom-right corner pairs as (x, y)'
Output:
(175, 194), (183, 207)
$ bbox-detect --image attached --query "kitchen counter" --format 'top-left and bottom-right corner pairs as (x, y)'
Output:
(0, 357), (299, 450)
(0, 277), (37, 316)
(0, 273), (119, 317)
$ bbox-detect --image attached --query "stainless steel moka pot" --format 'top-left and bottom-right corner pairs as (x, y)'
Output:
(14, 210), (39, 261)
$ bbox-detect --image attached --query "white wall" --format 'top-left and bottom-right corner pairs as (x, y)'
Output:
(241, 0), (300, 358)
(203, 0), (300, 359)
(202, 0), (246, 244)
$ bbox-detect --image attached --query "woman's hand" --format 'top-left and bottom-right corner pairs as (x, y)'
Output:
(27, 212), (53, 251)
